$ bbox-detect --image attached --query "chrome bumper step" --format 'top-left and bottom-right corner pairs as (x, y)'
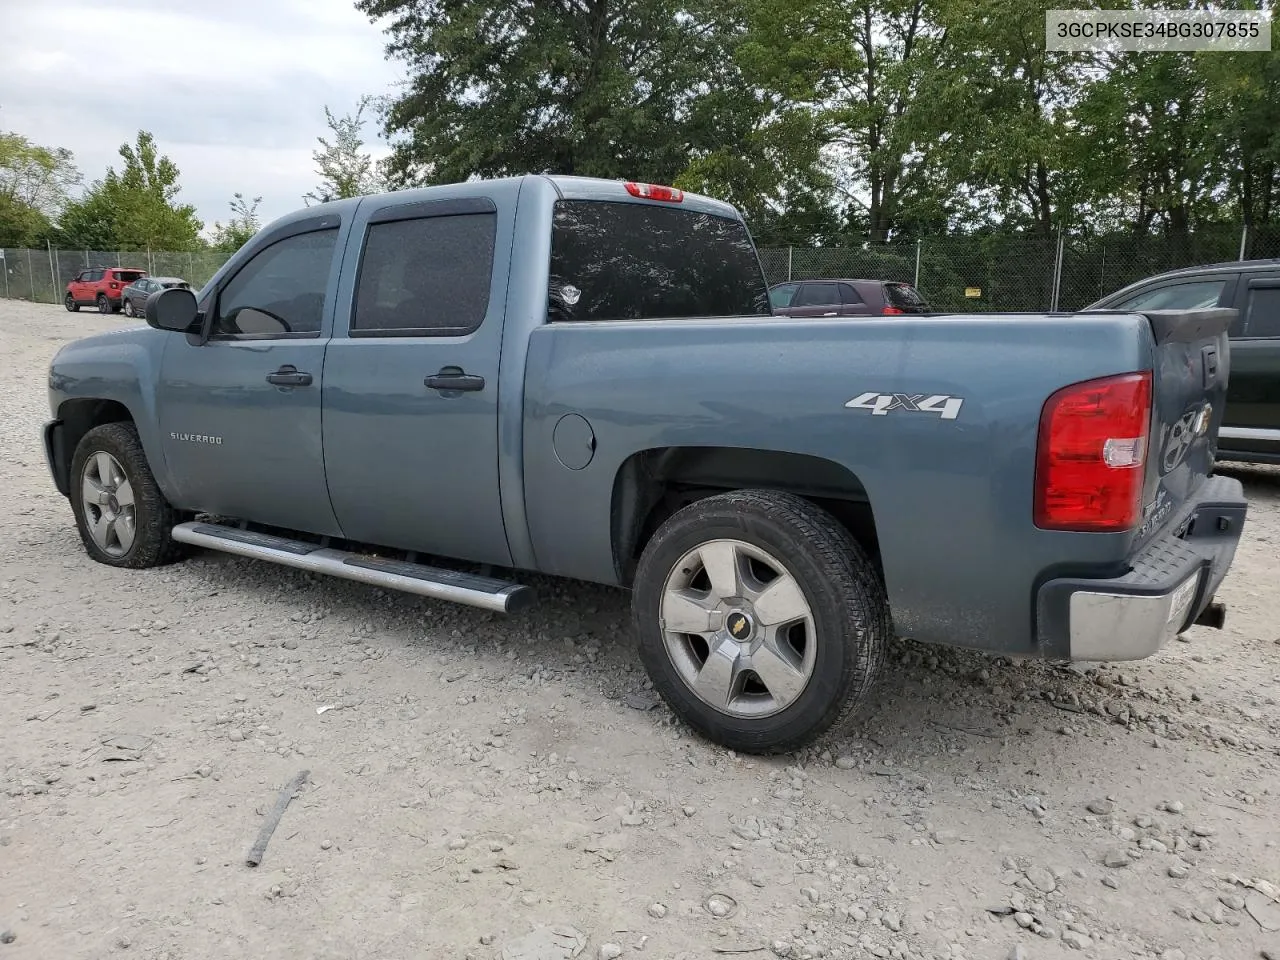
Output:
(170, 522), (534, 614)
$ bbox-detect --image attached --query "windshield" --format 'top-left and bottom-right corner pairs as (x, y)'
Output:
(548, 200), (770, 322)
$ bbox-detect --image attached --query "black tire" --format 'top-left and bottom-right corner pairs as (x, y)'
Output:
(632, 489), (890, 755)
(97, 294), (114, 314)
(123, 298), (135, 318)
(64, 293), (79, 312)
(69, 422), (187, 568)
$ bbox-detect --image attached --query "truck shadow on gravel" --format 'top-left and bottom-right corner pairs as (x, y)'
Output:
(183, 546), (1234, 764)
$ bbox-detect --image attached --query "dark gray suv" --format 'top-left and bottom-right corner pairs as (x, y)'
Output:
(1087, 259), (1280, 465)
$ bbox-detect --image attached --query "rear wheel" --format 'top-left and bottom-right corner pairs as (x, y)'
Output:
(64, 293), (79, 312)
(632, 489), (890, 754)
(96, 294), (114, 314)
(69, 422), (187, 568)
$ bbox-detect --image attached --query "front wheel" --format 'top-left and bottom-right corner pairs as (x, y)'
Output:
(632, 489), (890, 755)
(69, 422), (187, 568)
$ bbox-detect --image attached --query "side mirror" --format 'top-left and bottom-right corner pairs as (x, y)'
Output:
(145, 286), (199, 333)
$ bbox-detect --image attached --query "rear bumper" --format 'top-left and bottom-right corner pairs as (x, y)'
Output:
(1036, 475), (1247, 661)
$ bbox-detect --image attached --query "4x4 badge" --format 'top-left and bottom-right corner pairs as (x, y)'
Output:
(845, 392), (964, 420)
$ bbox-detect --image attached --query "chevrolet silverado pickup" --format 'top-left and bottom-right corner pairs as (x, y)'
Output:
(42, 175), (1248, 753)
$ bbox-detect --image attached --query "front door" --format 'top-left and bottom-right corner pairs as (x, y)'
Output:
(321, 191), (514, 567)
(156, 221), (345, 535)
(1223, 272), (1280, 452)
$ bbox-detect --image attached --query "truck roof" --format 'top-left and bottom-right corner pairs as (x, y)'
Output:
(263, 174), (742, 236)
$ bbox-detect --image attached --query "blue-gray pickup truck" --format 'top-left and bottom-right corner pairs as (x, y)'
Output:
(42, 175), (1248, 753)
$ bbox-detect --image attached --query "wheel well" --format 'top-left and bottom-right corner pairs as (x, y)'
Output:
(612, 447), (881, 585)
(53, 399), (134, 492)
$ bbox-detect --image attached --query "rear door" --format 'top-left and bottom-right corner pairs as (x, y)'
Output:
(787, 281), (844, 318)
(837, 282), (873, 317)
(1220, 271), (1280, 452)
(321, 190), (515, 567)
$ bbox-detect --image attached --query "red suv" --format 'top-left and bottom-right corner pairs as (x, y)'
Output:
(64, 267), (148, 314)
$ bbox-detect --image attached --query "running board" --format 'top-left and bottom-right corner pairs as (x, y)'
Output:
(170, 522), (534, 614)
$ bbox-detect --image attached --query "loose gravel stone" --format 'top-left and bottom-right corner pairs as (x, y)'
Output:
(1026, 866), (1057, 893)
(599, 945), (622, 960)
(0, 931), (14, 945)
(1102, 848), (1131, 868)
(1168, 862), (1190, 879)
(647, 902), (667, 919)
(1087, 799), (1114, 816)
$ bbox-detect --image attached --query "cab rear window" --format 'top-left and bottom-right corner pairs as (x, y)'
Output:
(548, 200), (770, 322)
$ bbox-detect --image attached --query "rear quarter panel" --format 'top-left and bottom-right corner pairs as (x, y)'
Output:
(522, 313), (1156, 655)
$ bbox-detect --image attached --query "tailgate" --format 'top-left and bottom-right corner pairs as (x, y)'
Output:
(1135, 308), (1235, 542)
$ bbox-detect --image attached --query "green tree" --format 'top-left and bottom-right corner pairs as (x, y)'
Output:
(354, 0), (738, 187)
(0, 131), (81, 246)
(733, 0), (950, 242)
(210, 192), (263, 254)
(304, 97), (387, 204)
(57, 131), (203, 251)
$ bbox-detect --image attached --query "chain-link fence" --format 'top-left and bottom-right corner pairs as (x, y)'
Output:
(759, 224), (1280, 313)
(5, 224), (1280, 310)
(0, 248), (229, 306)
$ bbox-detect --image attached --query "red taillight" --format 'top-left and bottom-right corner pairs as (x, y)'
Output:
(624, 181), (684, 203)
(1034, 371), (1152, 532)
(881, 305), (905, 315)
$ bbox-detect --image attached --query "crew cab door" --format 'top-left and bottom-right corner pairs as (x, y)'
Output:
(155, 216), (345, 535)
(321, 190), (514, 567)
(1222, 272), (1280, 451)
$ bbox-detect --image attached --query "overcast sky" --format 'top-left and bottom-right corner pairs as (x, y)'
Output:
(1, 0), (403, 237)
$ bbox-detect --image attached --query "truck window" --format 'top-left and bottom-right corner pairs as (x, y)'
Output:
(794, 282), (839, 308)
(1113, 279), (1225, 312)
(212, 228), (337, 338)
(1243, 285), (1280, 338)
(351, 213), (496, 337)
(548, 200), (770, 322)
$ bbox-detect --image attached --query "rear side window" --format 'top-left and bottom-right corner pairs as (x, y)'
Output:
(548, 200), (769, 322)
(114, 270), (145, 283)
(1113, 279), (1225, 311)
(884, 283), (926, 307)
(1243, 285), (1280, 338)
(352, 213), (496, 337)
(839, 283), (864, 305)
(793, 282), (840, 307)
(213, 228), (337, 338)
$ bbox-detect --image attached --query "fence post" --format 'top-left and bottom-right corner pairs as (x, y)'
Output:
(84, 250), (89, 268)
(914, 239), (922, 289)
(1050, 228), (1065, 312)
(787, 246), (793, 282)
(48, 240), (58, 302)
(1239, 224), (1248, 261)
(2, 251), (8, 299)
(27, 249), (35, 302)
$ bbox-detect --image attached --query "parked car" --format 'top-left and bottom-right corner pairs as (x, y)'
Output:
(769, 278), (931, 317)
(1085, 259), (1280, 465)
(64, 267), (148, 314)
(120, 276), (193, 318)
(41, 175), (1246, 754)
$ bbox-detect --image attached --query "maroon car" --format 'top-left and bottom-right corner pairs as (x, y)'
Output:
(769, 279), (931, 317)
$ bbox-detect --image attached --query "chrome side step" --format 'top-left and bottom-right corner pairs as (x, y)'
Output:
(170, 521), (534, 614)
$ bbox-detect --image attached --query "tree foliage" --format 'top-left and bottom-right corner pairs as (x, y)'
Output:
(0, 131), (81, 246)
(210, 192), (263, 254)
(304, 97), (388, 204)
(56, 131), (202, 251)
(354, 0), (1280, 248)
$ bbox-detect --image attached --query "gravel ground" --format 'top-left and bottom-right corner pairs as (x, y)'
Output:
(2, 298), (1279, 960)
